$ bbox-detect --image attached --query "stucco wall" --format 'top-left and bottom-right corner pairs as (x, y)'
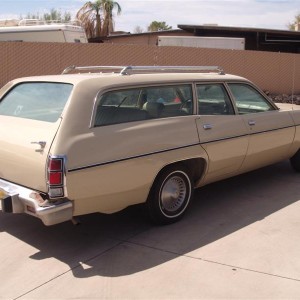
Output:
(0, 42), (299, 94)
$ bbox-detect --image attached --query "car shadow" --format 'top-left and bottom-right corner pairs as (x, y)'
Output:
(1, 160), (299, 279)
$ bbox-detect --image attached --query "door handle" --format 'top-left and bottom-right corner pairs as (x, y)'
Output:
(203, 124), (213, 130)
(31, 141), (46, 152)
(248, 120), (256, 126)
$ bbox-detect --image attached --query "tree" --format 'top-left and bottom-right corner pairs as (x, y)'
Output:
(102, 0), (122, 36)
(147, 21), (172, 32)
(288, 13), (300, 30)
(43, 8), (71, 23)
(23, 9), (71, 23)
(24, 12), (41, 20)
(76, 0), (121, 39)
(76, 0), (103, 38)
(133, 25), (144, 34)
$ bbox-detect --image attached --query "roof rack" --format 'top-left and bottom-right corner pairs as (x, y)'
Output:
(61, 65), (225, 75)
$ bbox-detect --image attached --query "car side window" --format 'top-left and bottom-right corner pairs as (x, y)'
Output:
(94, 85), (193, 126)
(228, 83), (274, 114)
(197, 84), (234, 115)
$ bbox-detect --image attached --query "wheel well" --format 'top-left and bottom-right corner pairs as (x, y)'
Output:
(158, 158), (206, 185)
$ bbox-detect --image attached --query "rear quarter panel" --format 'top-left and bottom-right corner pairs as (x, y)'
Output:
(50, 82), (208, 215)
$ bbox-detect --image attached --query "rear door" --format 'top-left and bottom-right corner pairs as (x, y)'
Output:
(195, 83), (249, 184)
(0, 81), (73, 192)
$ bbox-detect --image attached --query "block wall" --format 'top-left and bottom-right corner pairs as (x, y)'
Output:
(0, 42), (299, 94)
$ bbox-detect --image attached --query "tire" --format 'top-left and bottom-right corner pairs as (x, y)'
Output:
(290, 149), (300, 172)
(146, 165), (194, 225)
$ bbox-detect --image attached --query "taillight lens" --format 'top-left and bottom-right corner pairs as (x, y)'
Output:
(47, 156), (65, 198)
(49, 172), (62, 185)
(49, 159), (62, 171)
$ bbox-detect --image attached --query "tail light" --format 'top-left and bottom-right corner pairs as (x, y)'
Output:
(47, 156), (66, 199)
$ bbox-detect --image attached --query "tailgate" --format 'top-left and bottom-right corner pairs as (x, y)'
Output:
(0, 116), (61, 192)
(0, 81), (73, 193)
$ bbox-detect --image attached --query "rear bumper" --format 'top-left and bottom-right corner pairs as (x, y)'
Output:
(0, 179), (73, 226)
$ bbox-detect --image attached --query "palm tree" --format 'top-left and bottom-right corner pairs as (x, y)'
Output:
(76, 0), (103, 39)
(76, 0), (121, 39)
(102, 0), (122, 36)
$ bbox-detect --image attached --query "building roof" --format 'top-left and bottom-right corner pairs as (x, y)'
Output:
(104, 24), (300, 53)
(178, 24), (300, 53)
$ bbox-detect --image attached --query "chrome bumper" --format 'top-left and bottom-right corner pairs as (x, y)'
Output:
(0, 179), (73, 226)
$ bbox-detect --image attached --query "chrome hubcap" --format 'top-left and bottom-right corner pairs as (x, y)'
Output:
(160, 175), (187, 213)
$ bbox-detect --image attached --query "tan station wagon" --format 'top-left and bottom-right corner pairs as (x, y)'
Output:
(1, 65), (300, 226)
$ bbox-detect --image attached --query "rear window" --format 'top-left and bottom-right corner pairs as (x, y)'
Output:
(0, 82), (73, 122)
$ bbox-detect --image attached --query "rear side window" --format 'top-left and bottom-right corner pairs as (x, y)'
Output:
(197, 84), (234, 115)
(94, 85), (193, 126)
(0, 82), (73, 122)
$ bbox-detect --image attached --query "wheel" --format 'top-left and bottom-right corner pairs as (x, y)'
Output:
(290, 149), (300, 172)
(146, 165), (194, 225)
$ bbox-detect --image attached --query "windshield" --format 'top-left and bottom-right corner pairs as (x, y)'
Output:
(0, 82), (73, 122)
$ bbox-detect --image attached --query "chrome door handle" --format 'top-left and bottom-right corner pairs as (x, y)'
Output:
(248, 120), (256, 126)
(31, 141), (46, 152)
(203, 124), (213, 130)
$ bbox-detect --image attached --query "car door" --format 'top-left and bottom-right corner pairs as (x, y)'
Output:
(195, 83), (249, 185)
(227, 82), (295, 172)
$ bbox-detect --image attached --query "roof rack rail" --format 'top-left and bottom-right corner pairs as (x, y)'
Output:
(61, 65), (125, 75)
(121, 66), (225, 75)
(61, 65), (225, 75)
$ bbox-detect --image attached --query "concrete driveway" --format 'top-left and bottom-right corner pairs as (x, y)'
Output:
(1, 160), (300, 299)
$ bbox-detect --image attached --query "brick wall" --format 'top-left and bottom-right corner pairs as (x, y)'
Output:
(0, 42), (299, 94)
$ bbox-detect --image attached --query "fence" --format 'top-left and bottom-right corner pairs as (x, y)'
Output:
(0, 42), (299, 94)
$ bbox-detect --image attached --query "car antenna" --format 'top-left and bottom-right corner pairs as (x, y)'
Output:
(291, 56), (296, 110)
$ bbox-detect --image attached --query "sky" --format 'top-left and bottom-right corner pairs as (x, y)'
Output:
(0, 0), (299, 33)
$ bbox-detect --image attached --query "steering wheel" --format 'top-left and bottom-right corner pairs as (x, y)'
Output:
(180, 99), (192, 114)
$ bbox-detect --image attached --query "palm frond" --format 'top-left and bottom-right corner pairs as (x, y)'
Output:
(76, 0), (122, 38)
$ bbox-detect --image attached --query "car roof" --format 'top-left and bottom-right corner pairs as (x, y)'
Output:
(10, 72), (248, 87)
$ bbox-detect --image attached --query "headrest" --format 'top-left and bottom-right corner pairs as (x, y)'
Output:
(143, 102), (165, 118)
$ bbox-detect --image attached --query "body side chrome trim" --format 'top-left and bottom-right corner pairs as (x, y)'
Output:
(68, 123), (294, 173)
(248, 124), (295, 135)
(68, 142), (201, 172)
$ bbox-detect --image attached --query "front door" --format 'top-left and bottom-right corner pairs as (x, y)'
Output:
(227, 83), (295, 172)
